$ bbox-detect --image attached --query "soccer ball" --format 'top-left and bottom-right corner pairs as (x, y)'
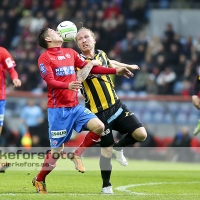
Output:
(57, 21), (77, 42)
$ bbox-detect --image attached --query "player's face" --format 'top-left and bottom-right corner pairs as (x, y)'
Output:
(46, 29), (63, 43)
(76, 30), (96, 52)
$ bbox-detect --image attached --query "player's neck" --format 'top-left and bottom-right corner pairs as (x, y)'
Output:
(82, 50), (95, 59)
(48, 41), (62, 48)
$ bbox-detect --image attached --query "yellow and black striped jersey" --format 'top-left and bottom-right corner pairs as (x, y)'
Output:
(80, 49), (119, 113)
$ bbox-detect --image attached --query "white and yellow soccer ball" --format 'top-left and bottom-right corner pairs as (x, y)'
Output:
(57, 21), (77, 42)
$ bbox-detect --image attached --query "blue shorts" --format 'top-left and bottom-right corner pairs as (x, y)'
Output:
(48, 104), (97, 148)
(0, 100), (6, 126)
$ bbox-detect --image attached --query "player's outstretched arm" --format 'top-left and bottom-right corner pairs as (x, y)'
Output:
(109, 60), (140, 71)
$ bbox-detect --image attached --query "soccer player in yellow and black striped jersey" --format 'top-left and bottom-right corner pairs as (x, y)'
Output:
(192, 70), (200, 135)
(71, 27), (147, 194)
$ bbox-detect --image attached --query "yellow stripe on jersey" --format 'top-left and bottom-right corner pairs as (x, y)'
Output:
(101, 75), (115, 105)
(82, 81), (98, 113)
(81, 49), (118, 113)
(91, 78), (109, 110)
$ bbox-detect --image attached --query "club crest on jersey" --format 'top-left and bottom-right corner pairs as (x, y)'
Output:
(55, 66), (75, 76)
(84, 109), (92, 114)
(39, 63), (47, 75)
(52, 140), (58, 146)
(65, 54), (71, 58)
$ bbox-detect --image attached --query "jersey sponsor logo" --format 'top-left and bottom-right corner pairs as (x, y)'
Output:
(51, 130), (67, 138)
(102, 128), (110, 136)
(39, 63), (47, 75)
(50, 57), (56, 60)
(84, 108), (92, 114)
(57, 56), (66, 60)
(65, 54), (71, 58)
(5, 57), (15, 68)
(55, 66), (75, 76)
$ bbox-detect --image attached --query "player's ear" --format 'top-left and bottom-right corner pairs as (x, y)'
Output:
(45, 36), (51, 42)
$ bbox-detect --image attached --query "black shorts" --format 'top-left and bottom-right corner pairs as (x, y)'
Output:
(95, 100), (142, 147)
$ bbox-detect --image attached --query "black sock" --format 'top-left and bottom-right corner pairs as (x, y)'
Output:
(99, 155), (112, 188)
(113, 134), (138, 151)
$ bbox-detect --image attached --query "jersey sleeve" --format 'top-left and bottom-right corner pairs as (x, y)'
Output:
(38, 54), (53, 78)
(1, 47), (16, 69)
(73, 50), (88, 69)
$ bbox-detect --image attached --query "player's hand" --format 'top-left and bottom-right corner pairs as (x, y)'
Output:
(126, 65), (140, 71)
(13, 79), (21, 87)
(116, 67), (134, 79)
(68, 81), (82, 92)
(90, 60), (101, 66)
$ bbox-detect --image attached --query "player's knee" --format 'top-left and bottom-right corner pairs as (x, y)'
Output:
(51, 146), (64, 159)
(94, 121), (105, 135)
(132, 127), (147, 142)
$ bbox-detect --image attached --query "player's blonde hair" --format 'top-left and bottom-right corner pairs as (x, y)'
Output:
(75, 27), (95, 42)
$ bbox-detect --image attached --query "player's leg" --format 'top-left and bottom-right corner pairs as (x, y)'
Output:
(32, 145), (64, 194)
(68, 106), (104, 171)
(32, 107), (75, 193)
(98, 130), (115, 194)
(72, 117), (104, 155)
(100, 147), (114, 194)
(113, 103), (147, 153)
(0, 100), (10, 173)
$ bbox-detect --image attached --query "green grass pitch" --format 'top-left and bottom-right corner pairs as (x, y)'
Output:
(1, 158), (200, 200)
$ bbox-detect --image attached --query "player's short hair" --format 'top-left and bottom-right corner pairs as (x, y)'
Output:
(38, 28), (49, 49)
(75, 27), (95, 42)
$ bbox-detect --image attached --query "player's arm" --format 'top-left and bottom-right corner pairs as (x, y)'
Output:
(109, 60), (140, 71)
(7, 68), (21, 87)
(39, 55), (81, 91)
(77, 63), (133, 82)
(74, 50), (133, 81)
(76, 60), (101, 82)
(74, 52), (118, 81)
(43, 74), (82, 92)
(2, 47), (21, 87)
(192, 76), (200, 110)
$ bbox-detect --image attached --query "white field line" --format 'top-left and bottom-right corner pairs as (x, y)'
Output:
(115, 181), (200, 196)
(1, 182), (200, 196)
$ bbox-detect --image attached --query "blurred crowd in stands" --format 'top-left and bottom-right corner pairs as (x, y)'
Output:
(1, 0), (200, 156)
(0, 0), (200, 96)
